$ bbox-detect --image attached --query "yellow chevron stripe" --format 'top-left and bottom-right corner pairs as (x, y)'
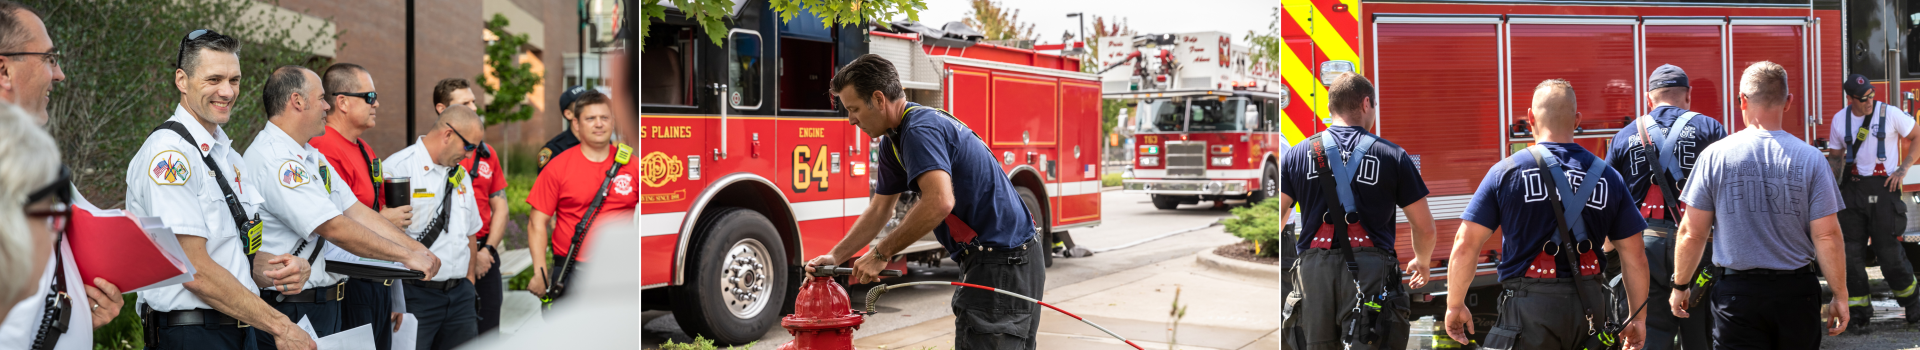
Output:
(1281, 0), (1363, 144)
(1287, 0), (1362, 72)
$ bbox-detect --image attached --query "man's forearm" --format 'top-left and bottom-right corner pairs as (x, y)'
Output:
(488, 196), (509, 247)
(1445, 223), (1491, 306)
(1404, 199), (1437, 262)
(348, 204), (428, 252)
(179, 238), (298, 339)
(316, 215), (414, 263)
(1812, 215), (1848, 298)
(829, 205), (892, 262)
(1671, 209), (1713, 285)
(527, 212), (552, 270)
(1616, 237), (1651, 323)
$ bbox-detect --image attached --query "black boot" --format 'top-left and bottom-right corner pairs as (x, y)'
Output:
(1849, 306), (1874, 334)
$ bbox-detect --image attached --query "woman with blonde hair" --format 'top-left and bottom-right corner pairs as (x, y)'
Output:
(0, 101), (107, 350)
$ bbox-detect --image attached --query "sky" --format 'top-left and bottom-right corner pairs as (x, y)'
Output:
(888, 0), (1277, 46)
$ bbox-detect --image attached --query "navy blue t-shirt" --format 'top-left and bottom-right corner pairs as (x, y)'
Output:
(1606, 106), (1729, 210)
(872, 103), (1035, 254)
(1462, 143), (1647, 281)
(1280, 126), (1429, 254)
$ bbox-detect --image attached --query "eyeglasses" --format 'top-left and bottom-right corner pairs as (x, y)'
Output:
(174, 29), (223, 70)
(333, 91), (377, 105)
(0, 49), (61, 68)
(447, 123), (477, 152)
(24, 165), (72, 233)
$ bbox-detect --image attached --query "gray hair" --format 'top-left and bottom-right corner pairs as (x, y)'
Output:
(0, 101), (58, 304)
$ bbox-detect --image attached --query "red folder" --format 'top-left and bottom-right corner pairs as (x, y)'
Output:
(65, 206), (194, 293)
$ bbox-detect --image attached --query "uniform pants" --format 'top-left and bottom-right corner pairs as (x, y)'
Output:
(1481, 275), (1611, 350)
(148, 322), (249, 350)
(341, 278), (395, 350)
(950, 239), (1046, 350)
(1282, 247), (1410, 350)
(255, 296), (342, 350)
(1638, 221), (1714, 350)
(1710, 272), (1823, 350)
(1839, 177), (1917, 308)
(405, 279), (479, 350)
(476, 248), (504, 334)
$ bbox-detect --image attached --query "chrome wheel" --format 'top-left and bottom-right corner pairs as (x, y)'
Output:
(719, 238), (773, 318)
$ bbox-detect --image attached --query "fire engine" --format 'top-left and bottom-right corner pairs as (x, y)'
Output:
(638, 1), (1104, 344)
(1282, 0), (1893, 343)
(1102, 31), (1284, 210)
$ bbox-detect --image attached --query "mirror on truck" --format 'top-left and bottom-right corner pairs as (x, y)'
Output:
(1320, 60), (1355, 85)
(1244, 104), (1261, 130)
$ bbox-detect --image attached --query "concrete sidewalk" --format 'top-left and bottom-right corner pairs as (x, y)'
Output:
(851, 250), (1280, 350)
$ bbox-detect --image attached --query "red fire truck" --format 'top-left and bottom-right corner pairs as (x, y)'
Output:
(1285, 0), (1863, 343)
(1104, 31), (1284, 210)
(638, 1), (1104, 344)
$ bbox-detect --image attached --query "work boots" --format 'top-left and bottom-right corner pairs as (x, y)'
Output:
(1849, 306), (1874, 334)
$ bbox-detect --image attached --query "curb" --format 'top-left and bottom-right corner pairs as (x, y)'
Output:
(1196, 247), (1280, 281)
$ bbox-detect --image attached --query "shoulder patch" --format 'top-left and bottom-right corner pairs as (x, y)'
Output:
(539, 148), (554, 166)
(477, 160), (493, 178)
(278, 161), (311, 189)
(149, 150), (192, 186)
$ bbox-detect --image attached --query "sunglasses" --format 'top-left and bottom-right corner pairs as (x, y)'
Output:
(24, 165), (72, 233)
(333, 91), (377, 105)
(174, 29), (224, 70)
(447, 123), (477, 152)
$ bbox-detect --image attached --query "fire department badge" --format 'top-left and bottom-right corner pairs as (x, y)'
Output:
(614, 173), (635, 195)
(149, 150), (191, 186)
(477, 160), (493, 178)
(278, 161), (311, 189)
(641, 151), (683, 187)
(538, 148), (554, 167)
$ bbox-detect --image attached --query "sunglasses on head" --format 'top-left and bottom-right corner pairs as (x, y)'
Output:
(174, 29), (222, 71)
(333, 91), (377, 105)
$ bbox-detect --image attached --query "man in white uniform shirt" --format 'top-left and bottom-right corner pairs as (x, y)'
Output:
(244, 65), (440, 348)
(383, 105), (485, 349)
(125, 30), (315, 350)
(1825, 74), (1920, 330)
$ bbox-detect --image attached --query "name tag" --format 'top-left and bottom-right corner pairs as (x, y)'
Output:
(414, 188), (434, 198)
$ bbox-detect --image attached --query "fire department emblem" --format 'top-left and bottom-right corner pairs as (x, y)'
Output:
(614, 174), (635, 195)
(477, 160), (493, 178)
(278, 161), (311, 189)
(641, 151), (683, 187)
(149, 150), (191, 186)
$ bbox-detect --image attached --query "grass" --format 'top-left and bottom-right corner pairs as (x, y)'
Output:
(658, 336), (756, 350)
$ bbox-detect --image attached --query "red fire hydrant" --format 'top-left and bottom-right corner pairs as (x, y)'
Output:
(778, 271), (866, 350)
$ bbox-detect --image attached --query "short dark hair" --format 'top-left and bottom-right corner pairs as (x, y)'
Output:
(0, 1), (43, 52)
(263, 65), (312, 117)
(433, 78), (471, 107)
(1326, 72), (1375, 117)
(176, 30), (240, 77)
(828, 54), (904, 107)
(570, 90), (609, 117)
(323, 63), (368, 96)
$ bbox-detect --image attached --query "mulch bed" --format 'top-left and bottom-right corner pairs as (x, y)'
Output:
(1215, 241), (1280, 265)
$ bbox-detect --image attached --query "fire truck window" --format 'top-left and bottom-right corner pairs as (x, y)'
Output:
(1850, 0), (1891, 79)
(1188, 99), (1249, 132)
(1908, 1), (1920, 76)
(729, 31), (764, 110)
(1140, 99), (1186, 132)
(1260, 99), (1279, 132)
(643, 25), (692, 106)
(779, 37), (835, 110)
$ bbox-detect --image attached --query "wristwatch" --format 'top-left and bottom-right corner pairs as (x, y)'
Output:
(1672, 278), (1692, 292)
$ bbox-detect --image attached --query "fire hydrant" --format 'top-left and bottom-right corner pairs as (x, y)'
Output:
(778, 266), (899, 350)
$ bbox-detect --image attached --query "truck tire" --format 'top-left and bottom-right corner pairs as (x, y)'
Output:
(1249, 163), (1277, 204)
(671, 207), (788, 345)
(1152, 194), (1181, 210)
(1016, 186), (1052, 268)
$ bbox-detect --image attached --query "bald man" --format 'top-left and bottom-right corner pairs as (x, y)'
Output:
(381, 106), (485, 349)
(1447, 79), (1650, 350)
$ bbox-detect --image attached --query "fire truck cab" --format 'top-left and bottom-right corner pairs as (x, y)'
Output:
(639, 0), (1104, 344)
(1102, 31), (1284, 209)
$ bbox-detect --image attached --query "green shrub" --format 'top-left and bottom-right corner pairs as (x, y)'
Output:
(1102, 173), (1122, 187)
(1224, 198), (1280, 257)
(506, 251), (549, 291)
(659, 336), (755, 350)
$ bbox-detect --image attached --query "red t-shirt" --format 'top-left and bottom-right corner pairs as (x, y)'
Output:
(466, 144), (508, 239)
(311, 126), (382, 208)
(528, 144), (638, 261)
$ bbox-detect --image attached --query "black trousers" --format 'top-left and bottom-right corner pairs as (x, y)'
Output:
(950, 240), (1047, 350)
(1710, 272), (1823, 350)
(148, 322), (249, 350)
(1636, 222), (1714, 350)
(341, 278), (395, 350)
(1839, 176), (1917, 304)
(1282, 247), (1409, 350)
(255, 295), (342, 350)
(476, 247), (504, 333)
(405, 279), (479, 350)
(1482, 275), (1611, 350)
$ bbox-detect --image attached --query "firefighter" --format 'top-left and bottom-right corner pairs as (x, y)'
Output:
(1825, 73), (1920, 330)
(382, 106), (485, 349)
(1277, 72), (1437, 350)
(1605, 64), (1727, 349)
(1670, 61), (1850, 348)
(535, 86), (590, 173)
(125, 30), (315, 350)
(524, 90), (637, 302)
(244, 65), (440, 348)
(1445, 79), (1650, 350)
(310, 62), (412, 350)
(803, 54), (1046, 349)
(432, 78), (508, 335)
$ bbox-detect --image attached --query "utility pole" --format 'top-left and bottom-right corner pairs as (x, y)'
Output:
(406, 0), (417, 145)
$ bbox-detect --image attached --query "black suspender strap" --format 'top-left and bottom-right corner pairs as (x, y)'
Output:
(417, 166), (462, 249)
(1528, 148), (1603, 333)
(546, 144), (633, 299)
(1636, 116), (1688, 220)
(30, 238), (70, 350)
(151, 121), (263, 256)
(1308, 134), (1363, 275)
(354, 139), (383, 207)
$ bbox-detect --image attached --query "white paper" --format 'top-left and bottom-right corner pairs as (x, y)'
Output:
(321, 244), (409, 270)
(391, 313), (419, 350)
(390, 281), (406, 312)
(297, 316), (319, 344)
(319, 324), (375, 350)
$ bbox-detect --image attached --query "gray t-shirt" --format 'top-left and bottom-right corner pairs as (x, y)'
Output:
(1681, 129), (1843, 271)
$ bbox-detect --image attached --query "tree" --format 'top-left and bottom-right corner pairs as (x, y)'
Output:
(963, 0), (1035, 45)
(477, 13), (542, 126)
(1245, 7), (1280, 73)
(641, 0), (928, 46)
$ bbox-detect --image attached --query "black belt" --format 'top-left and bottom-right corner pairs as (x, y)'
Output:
(1725, 265), (1815, 275)
(261, 282), (346, 303)
(404, 279), (464, 291)
(352, 277), (395, 286)
(149, 308), (242, 327)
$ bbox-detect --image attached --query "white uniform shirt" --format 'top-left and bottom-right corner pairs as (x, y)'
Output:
(382, 140), (478, 281)
(244, 122), (357, 290)
(0, 240), (91, 350)
(1828, 101), (1919, 175)
(125, 105), (263, 312)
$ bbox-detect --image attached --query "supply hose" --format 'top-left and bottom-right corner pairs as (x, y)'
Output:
(864, 281), (1146, 350)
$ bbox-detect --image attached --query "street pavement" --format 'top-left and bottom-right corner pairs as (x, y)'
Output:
(640, 188), (1257, 349)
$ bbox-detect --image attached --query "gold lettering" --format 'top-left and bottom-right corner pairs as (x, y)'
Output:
(798, 128), (825, 138)
(649, 126), (694, 139)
